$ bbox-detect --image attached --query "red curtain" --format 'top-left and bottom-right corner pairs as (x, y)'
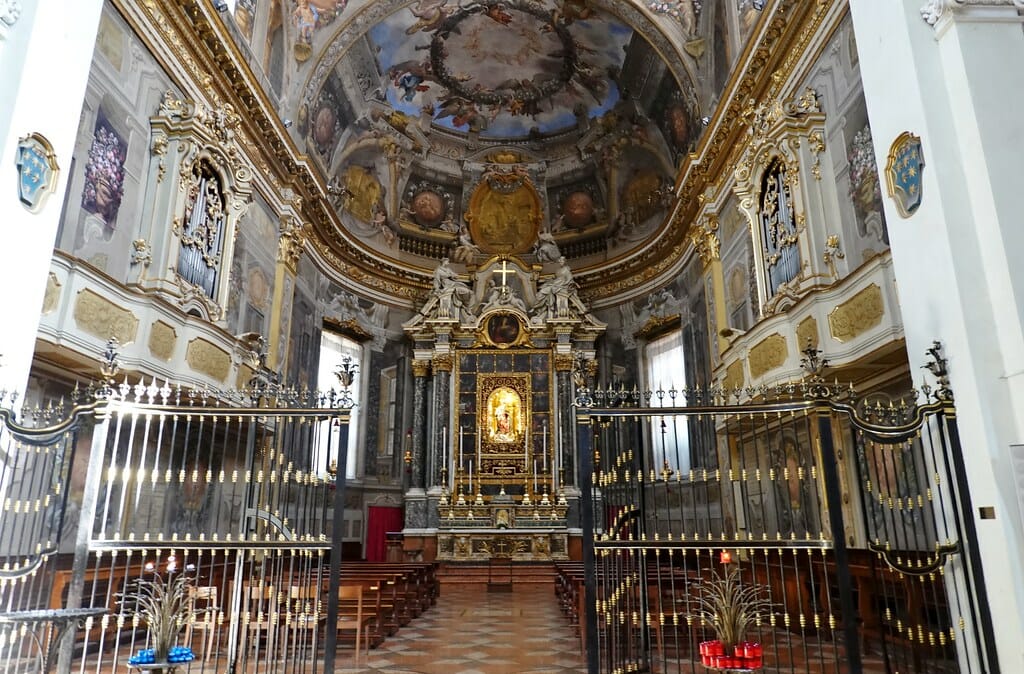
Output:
(365, 506), (403, 562)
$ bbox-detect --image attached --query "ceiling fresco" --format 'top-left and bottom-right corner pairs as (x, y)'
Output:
(239, 0), (761, 290)
(370, 0), (632, 138)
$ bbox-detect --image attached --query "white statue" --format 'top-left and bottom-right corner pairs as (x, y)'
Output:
(532, 256), (581, 321)
(429, 257), (474, 321)
(452, 225), (481, 264)
(534, 228), (561, 263)
(482, 279), (528, 314)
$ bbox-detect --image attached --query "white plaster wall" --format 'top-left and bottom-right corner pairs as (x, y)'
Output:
(849, 1), (1024, 670)
(0, 0), (104, 393)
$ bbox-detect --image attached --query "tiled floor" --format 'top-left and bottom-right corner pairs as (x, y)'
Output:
(334, 584), (587, 674)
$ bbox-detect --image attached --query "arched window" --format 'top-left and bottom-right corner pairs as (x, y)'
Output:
(177, 160), (225, 299)
(759, 158), (800, 295)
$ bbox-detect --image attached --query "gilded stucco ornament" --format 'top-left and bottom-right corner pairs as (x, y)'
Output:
(130, 239), (153, 267)
(411, 359), (431, 378)
(278, 217), (310, 272)
(690, 216), (721, 266)
(828, 284), (884, 343)
(884, 132), (925, 218)
(432, 354), (453, 372)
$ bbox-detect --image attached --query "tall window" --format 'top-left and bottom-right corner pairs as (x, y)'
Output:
(644, 330), (690, 473)
(178, 160), (225, 299)
(759, 158), (800, 296)
(315, 331), (362, 480)
(378, 366), (397, 460)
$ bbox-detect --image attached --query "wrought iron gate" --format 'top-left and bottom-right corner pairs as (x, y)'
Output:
(0, 360), (354, 674)
(576, 345), (996, 674)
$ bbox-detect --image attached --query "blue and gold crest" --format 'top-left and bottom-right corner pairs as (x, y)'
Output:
(16, 132), (59, 213)
(884, 132), (924, 218)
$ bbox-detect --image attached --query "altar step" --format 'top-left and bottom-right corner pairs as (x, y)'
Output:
(437, 561), (557, 588)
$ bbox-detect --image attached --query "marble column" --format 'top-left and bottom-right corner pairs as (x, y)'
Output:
(405, 358), (430, 530)
(410, 358), (430, 490)
(431, 354), (452, 488)
(554, 354), (575, 487)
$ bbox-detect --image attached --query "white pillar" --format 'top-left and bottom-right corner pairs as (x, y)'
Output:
(849, 1), (1024, 671)
(0, 0), (104, 394)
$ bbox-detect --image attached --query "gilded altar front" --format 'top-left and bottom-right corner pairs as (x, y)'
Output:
(437, 530), (569, 561)
(436, 486), (569, 560)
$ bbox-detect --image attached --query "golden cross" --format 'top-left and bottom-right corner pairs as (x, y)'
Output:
(495, 259), (514, 288)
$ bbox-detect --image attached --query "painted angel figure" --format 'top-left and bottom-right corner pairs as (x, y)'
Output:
(293, 0), (319, 45)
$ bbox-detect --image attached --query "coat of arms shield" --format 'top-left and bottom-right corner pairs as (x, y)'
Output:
(884, 132), (924, 218)
(16, 133), (59, 213)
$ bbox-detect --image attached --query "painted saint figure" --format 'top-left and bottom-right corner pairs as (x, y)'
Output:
(487, 387), (521, 443)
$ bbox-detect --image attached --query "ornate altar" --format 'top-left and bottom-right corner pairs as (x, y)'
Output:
(402, 251), (605, 558)
(436, 487), (569, 561)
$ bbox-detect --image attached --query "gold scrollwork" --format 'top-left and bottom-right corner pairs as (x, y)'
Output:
(828, 284), (884, 343)
(148, 321), (177, 361)
(690, 216), (721, 266)
(73, 289), (139, 345)
(278, 218), (309, 272)
(748, 333), (788, 379)
(635, 314), (681, 341)
(185, 337), (231, 382)
(723, 359), (745, 391)
(797, 316), (819, 352)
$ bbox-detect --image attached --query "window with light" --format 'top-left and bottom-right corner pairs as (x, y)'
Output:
(315, 330), (362, 480)
(644, 329), (690, 473)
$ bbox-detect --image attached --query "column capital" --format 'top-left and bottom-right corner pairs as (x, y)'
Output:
(278, 217), (309, 273)
(431, 353), (453, 372)
(411, 359), (432, 378)
(554, 354), (575, 372)
(690, 215), (721, 266)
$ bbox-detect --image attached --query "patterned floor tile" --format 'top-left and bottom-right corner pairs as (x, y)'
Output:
(332, 584), (587, 673)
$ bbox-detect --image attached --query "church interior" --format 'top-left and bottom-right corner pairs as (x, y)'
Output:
(1, 0), (1022, 673)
